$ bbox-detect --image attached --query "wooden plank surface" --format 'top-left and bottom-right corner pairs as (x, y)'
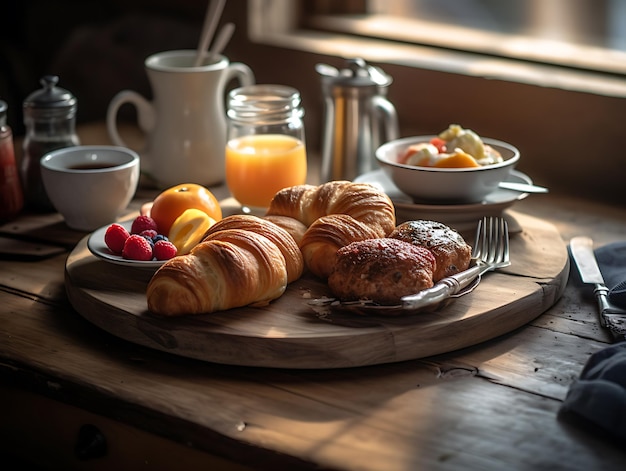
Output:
(2, 291), (624, 471)
(63, 211), (569, 368)
(3, 124), (626, 470)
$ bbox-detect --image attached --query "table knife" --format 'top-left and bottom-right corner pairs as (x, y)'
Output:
(569, 236), (626, 338)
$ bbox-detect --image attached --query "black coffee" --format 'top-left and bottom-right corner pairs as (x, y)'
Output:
(68, 163), (116, 170)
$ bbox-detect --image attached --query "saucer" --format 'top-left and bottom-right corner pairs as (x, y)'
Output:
(87, 220), (165, 270)
(354, 169), (533, 231)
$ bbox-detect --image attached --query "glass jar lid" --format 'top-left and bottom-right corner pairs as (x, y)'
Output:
(227, 84), (303, 125)
(23, 75), (77, 111)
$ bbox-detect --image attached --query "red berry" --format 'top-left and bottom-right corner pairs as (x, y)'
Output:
(104, 223), (130, 254)
(131, 215), (158, 234)
(153, 240), (177, 260)
(122, 234), (154, 261)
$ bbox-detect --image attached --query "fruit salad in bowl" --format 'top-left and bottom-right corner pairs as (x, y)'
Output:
(375, 124), (520, 203)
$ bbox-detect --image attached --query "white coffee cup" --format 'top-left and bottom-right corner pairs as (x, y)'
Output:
(106, 50), (254, 189)
(40, 146), (140, 231)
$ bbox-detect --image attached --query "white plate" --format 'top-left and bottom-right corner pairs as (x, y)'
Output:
(87, 220), (165, 269)
(354, 169), (533, 231)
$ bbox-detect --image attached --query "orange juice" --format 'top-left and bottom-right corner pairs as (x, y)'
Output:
(226, 134), (307, 209)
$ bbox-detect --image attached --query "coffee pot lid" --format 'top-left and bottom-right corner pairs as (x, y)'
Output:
(318, 58), (393, 90)
(23, 75), (77, 110)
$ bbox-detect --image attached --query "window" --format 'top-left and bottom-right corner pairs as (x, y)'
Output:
(249, 0), (626, 97)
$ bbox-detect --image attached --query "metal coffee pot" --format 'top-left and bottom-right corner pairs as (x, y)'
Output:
(318, 58), (399, 182)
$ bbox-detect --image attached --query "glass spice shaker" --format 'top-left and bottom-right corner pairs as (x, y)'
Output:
(21, 75), (80, 211)
(0, 100), (24, 222)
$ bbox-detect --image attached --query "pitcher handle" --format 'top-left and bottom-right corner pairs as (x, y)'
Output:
(373, 96), (399, 142)
(223, 62), (255, 88)
(106, 90), (155, 148)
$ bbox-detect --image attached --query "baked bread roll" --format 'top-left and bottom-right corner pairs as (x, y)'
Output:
(389, 220), (471, 281)
(328, 238), (436, 305)
(147, 216), (304, 316)
(266, 181), (396, 278)
(202, 214), (303, 282)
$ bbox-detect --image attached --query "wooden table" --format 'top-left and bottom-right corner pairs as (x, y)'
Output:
(2, 123), (626, 470)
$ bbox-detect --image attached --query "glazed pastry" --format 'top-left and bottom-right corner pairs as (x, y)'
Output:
(266, 181), (396, 278)
(389, 220), (472, 281)
(148, 216), (303, 316)
(328, 238), (436, 305)
(267, 181), (396, 235)
(299, 214), (381, 279)
(202, 214), (303, 282)
(262, 214), (308, 246)
(147, 229), (287, 316)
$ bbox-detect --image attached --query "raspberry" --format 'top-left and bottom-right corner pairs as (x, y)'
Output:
(131, 215), (158, 234)
(153, 240), (177, 260)
(122, 234), (154, 261)
(104, 223), (130, 254)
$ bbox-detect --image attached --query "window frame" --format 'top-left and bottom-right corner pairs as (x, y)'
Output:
(248, 0), (626, 98)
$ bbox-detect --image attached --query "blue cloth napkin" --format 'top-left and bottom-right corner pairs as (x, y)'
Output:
(595, 241), (626, 309)
(560, 242), (626, 442)
(560, 342), (626, 442)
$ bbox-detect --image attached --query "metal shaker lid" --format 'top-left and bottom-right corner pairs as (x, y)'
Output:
(0, 100), (7, 126)
(23, 75), (77, 111)
(317, 58), (393, 92)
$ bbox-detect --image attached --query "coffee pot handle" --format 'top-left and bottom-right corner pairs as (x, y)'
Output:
(373, 95), (399, 142)
(106, 90), (155, 148)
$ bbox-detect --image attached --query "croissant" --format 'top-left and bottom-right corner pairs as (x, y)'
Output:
(266, 181), (396, 278)
(202, 214), (304, 282)
(299, 214), (381, 279)
(262, 214), (307, 246)
(147, 216), (304, 316)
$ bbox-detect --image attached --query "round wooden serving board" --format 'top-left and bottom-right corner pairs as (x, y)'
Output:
(65, 211), (569, 369)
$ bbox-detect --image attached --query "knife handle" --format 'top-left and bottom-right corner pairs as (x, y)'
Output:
(594, 284), (625, 327)
(401, 264), (482, 310)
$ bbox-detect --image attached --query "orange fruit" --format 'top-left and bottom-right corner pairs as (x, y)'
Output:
(150, 183), (222, 235)
(434, 151), (480, 168)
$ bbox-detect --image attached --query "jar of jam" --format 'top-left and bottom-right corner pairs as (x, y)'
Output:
(0, 100), (24, 222)
(20, 75), (80, 211)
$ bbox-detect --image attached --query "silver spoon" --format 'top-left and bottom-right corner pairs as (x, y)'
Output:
(205, 22), (235, 64)
(498, 181), (549, 193)
(194, 0), (226, 67)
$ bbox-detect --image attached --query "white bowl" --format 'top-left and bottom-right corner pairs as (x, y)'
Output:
(375, 136), (520, 203)
(41, 146), (140, 231)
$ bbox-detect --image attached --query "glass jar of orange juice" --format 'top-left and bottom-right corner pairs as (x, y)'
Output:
(225, 84), (307, 213)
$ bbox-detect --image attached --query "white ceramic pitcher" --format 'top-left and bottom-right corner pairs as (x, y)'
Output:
(106, 50), (254, 188)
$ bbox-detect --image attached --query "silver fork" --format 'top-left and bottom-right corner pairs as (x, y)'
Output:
(399, 215), (511, 310)
(472, 216), (512, 274)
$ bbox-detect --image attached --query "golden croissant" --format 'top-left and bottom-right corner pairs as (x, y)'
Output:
(147, 215), (303, 316)
(266, 181), (396, 278)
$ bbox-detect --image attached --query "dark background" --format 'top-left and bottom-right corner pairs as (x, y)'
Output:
(1, 0), (209, 134)
(2, 0), (625, 204)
